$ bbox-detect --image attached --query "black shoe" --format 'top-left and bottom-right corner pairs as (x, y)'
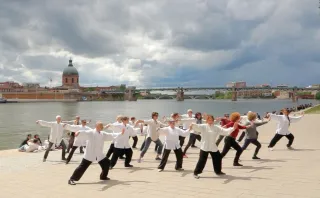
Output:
(119, 156), (125, 159)
(193, 174), (200, 179)
(252, 156), (260, 160)
(100, 177), (110, 181)
(125, 164), (133, 168)
(155, 157), (161, 160)
(68, 180), (76, 185)
(216, 172), (226, 176)
(176, 168), (184, 171)
(65, 160), (70, 164)
(62, 158), (67, 161)
(233, 162), (243, 166)
(191, 145), (197, 148)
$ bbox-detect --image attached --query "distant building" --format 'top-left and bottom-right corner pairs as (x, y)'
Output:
(226, 81), (246, 88)
(256, 84), (271, 88)
(62, 59), (80, 88)
(311, 84), (320, 88)
(23, 83), (40, 88)
(277, 84), (288, 88)
(0, 81), (24, 92)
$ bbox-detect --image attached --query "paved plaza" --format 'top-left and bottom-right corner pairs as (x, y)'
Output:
(1, 114), (320, 198)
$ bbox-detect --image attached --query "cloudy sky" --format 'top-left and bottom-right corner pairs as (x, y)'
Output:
(0, 0), (319, 88)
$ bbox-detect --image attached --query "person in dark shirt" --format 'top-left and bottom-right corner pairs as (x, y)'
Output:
(34, 134), (42, 146)
(19, 134), (32, 147)
(220, 112), (251, 166)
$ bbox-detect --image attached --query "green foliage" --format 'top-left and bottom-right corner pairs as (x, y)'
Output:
(84, 87), (95, 92)
(120, 84), (126, 91)
(305, 105), (320, 114)
(297, 91), (312, 96)
(316, 92), (320, 100)
(214, 91), (232, 99)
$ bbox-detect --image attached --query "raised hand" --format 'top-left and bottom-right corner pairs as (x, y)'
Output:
(36, 120), (39, 124)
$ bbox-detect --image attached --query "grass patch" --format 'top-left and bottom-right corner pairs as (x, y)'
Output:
(305, 104), (320, 114)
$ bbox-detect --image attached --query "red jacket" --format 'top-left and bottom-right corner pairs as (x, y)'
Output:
(224, 121), (247, 138)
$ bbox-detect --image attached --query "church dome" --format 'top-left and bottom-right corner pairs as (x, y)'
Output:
(63, 59), (79, 76)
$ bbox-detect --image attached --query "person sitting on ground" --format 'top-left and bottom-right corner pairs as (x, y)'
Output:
(34, 134), (42, 146)
(18, 139), (41, 152)
(19, 134), (32, 148)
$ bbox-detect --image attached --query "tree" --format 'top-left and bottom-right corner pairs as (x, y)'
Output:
(316, 92), (320, 100)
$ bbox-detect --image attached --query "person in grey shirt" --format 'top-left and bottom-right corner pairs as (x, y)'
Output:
(241, 112), (270, 160)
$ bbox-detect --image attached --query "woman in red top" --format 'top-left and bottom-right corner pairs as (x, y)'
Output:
(216, 113), (230, 146)
(220, 112), (250, 166)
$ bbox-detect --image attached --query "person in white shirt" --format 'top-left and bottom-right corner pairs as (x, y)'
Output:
(107, 116), (136, 168)
(68, 121), (120, 185)
(179, 109), (194, 146)
(267, 109), (304, 150)
(157, 119), (190, 172)
(237, 111), (252, 142)
(136, 112), (166, 162)
(63, 116), (81, 153)
(36, 115), (67, 162)
(190, 114), (237, 179)
(183, 112), (203, 157)
(64, 119), (91, 164)
(129, 117), (140, 149)
(105, 115), (124, 159)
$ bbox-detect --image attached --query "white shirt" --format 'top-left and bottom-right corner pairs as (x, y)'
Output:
(110, 124), (136, 149)
(180, 114), (194, 129)
(77, 129), (119, 162)
(158, 127), (190, 150)
(192, 124), (235, 152)
(37, 121), (65, 144)
(64, 125), (91, 146)
(268, 114), (303, 135)
(25, 142), (39, 152)
(144, 119), (166, 141)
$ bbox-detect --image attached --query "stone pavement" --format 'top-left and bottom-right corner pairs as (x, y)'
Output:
(1, 114), (320, 198)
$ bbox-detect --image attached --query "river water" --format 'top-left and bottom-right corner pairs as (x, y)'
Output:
(0, 99), (317, 150)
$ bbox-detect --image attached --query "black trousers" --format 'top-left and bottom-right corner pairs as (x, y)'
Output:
(158, 148), (183, 170)
(183, 134), (201, 155)
(238, 131), (259, 142)
(268, 133), (294, 148)
(70, 158), (110, 181)
(67, 136), (75, 153)
(194, 150), (222, 175)
(216, 135), (225, 146)
(179, 136), (185, 147)
(66, 146), (84, 162)
(242, 139), (261, 157)
(110, 148), (133, 168)
(44, 140), (66, 160)
(130, 136), (138, 148)
(221, 136), (243, 163)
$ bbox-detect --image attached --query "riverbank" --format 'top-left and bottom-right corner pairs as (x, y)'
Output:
(1, 114), (320, 197)
(304, 104), (320, 114)
(6, 99), (78, 103)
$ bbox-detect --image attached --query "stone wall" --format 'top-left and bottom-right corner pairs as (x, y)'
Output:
(2, 92), (64, 99)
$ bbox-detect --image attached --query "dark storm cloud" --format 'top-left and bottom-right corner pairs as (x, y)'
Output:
(0, 0), (319, 87)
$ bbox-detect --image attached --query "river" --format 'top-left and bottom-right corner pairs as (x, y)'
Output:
(0, 99), (317, 150)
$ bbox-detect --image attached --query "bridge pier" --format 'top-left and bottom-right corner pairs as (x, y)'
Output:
(176, 88), (184, 101)
(291, 88), (298, 103)
(124, 89), (137, 101)
(231, 87), (237, 101)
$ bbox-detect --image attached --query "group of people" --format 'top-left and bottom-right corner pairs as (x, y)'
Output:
(18, 134), (43, 152)
(34, 107), (305, 185)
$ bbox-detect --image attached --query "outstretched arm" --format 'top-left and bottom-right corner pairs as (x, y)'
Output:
(289, 112), (304, 123)
(36, 120), (53, 128)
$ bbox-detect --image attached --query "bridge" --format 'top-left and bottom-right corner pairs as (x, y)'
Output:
(142, 94), (214, 100)
(133, 86), (320, 102)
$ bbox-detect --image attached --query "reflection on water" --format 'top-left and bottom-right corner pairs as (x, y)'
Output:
(0, 99), (317, 150)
